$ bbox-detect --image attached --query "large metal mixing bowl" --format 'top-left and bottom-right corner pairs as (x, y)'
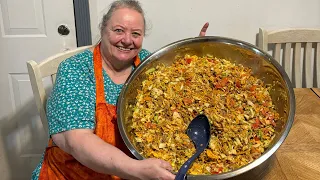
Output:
(117, 36), (295, 179)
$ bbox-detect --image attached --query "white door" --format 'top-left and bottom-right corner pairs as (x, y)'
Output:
(0, 0), (77, 179)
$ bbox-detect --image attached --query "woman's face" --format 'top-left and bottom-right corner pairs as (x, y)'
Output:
(101, 8), (144, 64)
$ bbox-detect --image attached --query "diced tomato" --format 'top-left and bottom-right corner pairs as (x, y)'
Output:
(215, 78), (228, 89)
(183, 98), (193, 105)
(215, 83), (222, 89)
(256, 118), (261, 124)
(252, 118), (261, 129)
(252, 124), (259, 129)
(185, 79), (191, 86)
(145, 122), (157, 129)
(145, 122), (151, 128)
(236, 81), (241, 88)
(211, 167), (223, 174)
(151, 123), (157, 129)
(144, 96), (152, 101)
(172, 109), (178, 113)
(186, 58), (192, 64)
(208, 59), (215, 63)
(229, 99), (235, 107)
(263, 128), (269, 134)
(254, 136), (260, 141)
(180, 68), (186, 73)
(241, 73), (248, 77)
(252, 93), (257, 98)
(250, 85), (257, 91)
(220, 78), (228, 86)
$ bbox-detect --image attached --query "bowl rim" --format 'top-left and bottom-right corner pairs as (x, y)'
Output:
(117, 36), (296, 179)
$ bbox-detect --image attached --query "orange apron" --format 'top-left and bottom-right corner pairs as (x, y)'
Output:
(39, 43), (140, 180)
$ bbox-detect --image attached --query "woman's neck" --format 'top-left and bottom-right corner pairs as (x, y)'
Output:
(100, 49), (133, 85)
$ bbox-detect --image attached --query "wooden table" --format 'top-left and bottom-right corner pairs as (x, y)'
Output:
(230, 88), (320, 180)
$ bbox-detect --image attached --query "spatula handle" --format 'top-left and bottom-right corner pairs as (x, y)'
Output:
(174, 150), (203, 180)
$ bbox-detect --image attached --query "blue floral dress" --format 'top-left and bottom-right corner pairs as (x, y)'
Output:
(31, 48), (150, 180)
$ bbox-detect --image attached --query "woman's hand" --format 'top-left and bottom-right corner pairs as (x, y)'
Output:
(52, 129), (175, 180)
(199, 22), (209, 37)
(134, 158), (175, 180)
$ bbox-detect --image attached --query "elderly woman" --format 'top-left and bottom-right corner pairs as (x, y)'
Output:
(32, 0), (209, 179)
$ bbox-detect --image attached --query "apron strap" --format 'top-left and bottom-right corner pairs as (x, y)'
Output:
(93, 43), (141, 105)
(93, 43), (106, 105)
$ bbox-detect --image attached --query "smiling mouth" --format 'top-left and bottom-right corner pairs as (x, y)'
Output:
(117, 46), (134, 51)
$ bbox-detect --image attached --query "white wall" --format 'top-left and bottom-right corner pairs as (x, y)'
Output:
(89, 0), (320, 52)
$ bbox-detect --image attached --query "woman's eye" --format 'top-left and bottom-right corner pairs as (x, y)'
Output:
(132, 32), (141, 37)
(114, 29), (123, 33)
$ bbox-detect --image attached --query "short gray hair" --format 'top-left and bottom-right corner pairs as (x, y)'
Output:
(99, 0), (146, 35)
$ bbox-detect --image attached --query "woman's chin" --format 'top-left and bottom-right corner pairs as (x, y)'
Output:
(114, 55), (135, 63)
(115, 53), (137, 61)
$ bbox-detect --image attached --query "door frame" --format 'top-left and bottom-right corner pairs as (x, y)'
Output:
(73, 0), (92, 46)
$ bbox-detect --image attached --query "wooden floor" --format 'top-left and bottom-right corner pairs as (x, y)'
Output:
(229, 88), (320, 180)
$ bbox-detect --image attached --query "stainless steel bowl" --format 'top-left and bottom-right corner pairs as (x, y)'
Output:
(117, 36), (295, 179)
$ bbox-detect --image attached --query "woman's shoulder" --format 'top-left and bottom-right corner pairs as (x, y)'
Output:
(138, 48), (151, 61)
(53, 48), (95, 84)
(54, 49), (94, 80)
(59, 49), (93, 69)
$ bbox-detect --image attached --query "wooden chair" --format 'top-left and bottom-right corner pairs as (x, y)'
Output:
(27, 45), (93, 134)
(258, 28), (320, 88)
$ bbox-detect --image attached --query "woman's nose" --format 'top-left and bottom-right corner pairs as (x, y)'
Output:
(122, 33), (132, 45)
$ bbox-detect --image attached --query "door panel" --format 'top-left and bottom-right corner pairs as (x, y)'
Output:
(0, 0), (77, 179)
(0, 0), (46, 36)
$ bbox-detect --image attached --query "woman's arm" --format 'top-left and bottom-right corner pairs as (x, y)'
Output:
(52, 129), (175, 180)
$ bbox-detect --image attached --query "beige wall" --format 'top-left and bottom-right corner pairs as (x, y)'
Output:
(89, 0), (320, 51)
